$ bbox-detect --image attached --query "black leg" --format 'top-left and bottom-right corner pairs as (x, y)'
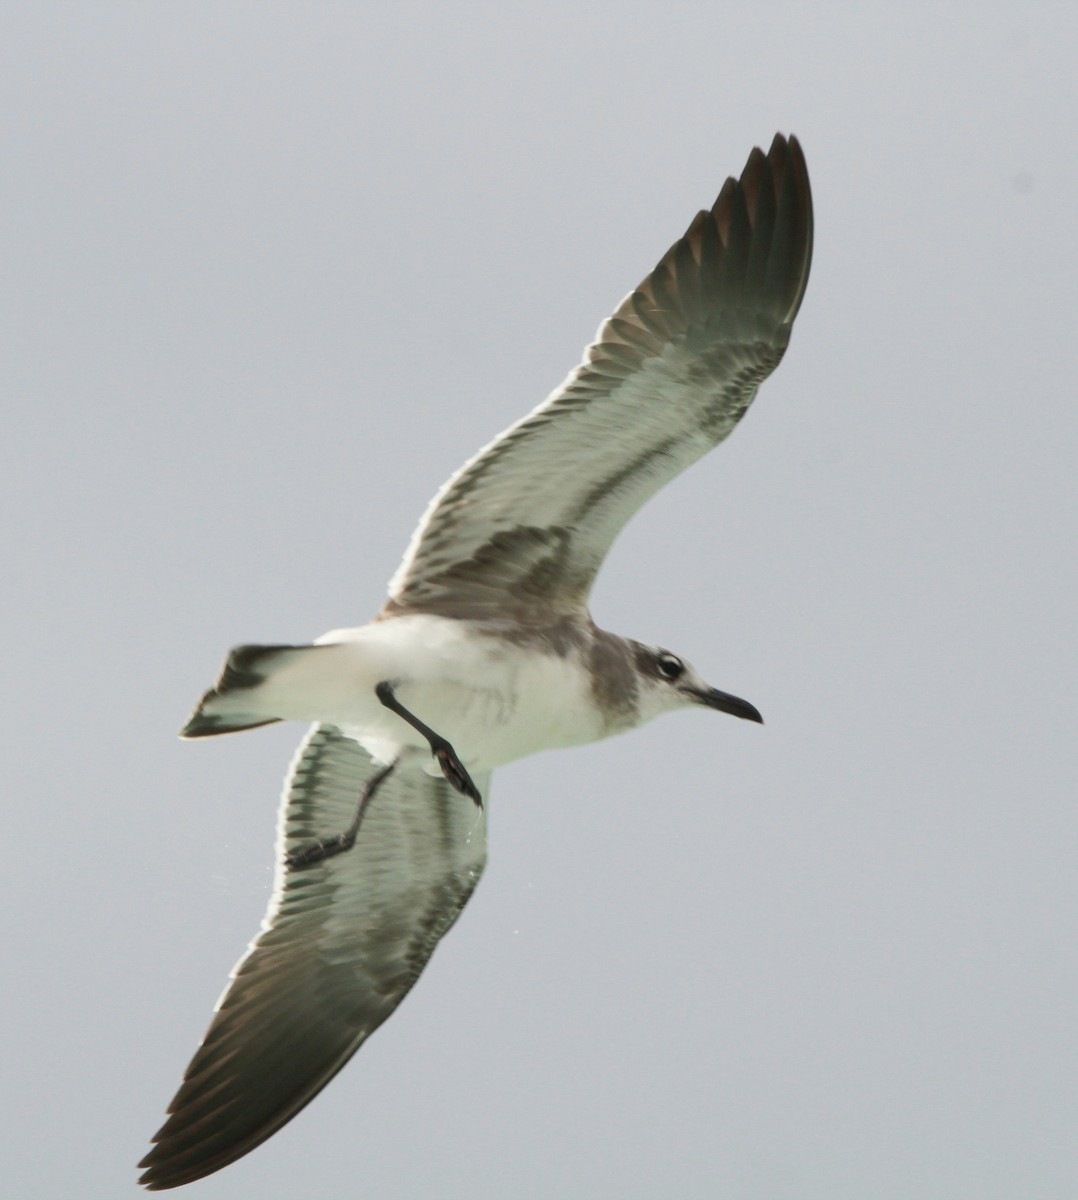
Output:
(375, 681), (483, 806)
(285, 761), (397, 869)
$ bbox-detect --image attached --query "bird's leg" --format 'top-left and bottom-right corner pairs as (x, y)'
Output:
(375, 680), (483, 807)
(285, 761), (397, 869)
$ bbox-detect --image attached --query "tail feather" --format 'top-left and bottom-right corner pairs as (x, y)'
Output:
(179, 706), (281, 738)
(179, 644), (300, 739)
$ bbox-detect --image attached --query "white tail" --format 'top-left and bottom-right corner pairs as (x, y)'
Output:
(178, 643), (302, 738)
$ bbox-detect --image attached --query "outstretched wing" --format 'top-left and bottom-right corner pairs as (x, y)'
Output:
(385, 133), (813, 625)
(139, 725), (489, 1191)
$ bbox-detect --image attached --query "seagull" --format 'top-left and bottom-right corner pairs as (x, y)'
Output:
(139, 133), (813, 1190)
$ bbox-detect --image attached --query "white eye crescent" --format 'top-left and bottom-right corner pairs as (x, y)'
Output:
(656, 652), (685, 682)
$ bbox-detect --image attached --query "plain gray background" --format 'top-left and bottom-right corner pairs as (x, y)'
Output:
(5, 3), (1077, 1198)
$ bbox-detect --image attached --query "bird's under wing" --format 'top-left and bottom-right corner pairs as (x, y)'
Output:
(384, 133), (813, 626)
(139, 725), (489, 1191)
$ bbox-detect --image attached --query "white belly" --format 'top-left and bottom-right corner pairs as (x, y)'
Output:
(257, 614), (611, 770)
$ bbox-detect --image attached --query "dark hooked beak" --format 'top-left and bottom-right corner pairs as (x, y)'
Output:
(691, 686), (764, 724)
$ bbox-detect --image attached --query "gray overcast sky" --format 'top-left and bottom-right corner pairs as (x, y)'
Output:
(5, 4), (1078, 1198)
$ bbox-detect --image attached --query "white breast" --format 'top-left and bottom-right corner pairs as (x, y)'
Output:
(305, 615), (610, 771)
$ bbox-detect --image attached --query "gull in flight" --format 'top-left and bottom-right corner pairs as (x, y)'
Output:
(140, 133), (813, 1190)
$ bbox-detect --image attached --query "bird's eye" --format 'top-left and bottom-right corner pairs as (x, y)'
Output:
(656, 652), (685, 682)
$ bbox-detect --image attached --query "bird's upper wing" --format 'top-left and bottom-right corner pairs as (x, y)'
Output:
(139, 725), (488, 1191)
(384, 133), (813, 626)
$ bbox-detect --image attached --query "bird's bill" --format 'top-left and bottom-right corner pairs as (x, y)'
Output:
(692, 686), (764, 724)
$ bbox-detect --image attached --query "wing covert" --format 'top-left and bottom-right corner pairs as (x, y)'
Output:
(139, 725), (488, 1191)
(384, 133), (813, 624)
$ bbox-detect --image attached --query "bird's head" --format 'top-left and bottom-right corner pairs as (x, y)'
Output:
(630, 641), (763, 726)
